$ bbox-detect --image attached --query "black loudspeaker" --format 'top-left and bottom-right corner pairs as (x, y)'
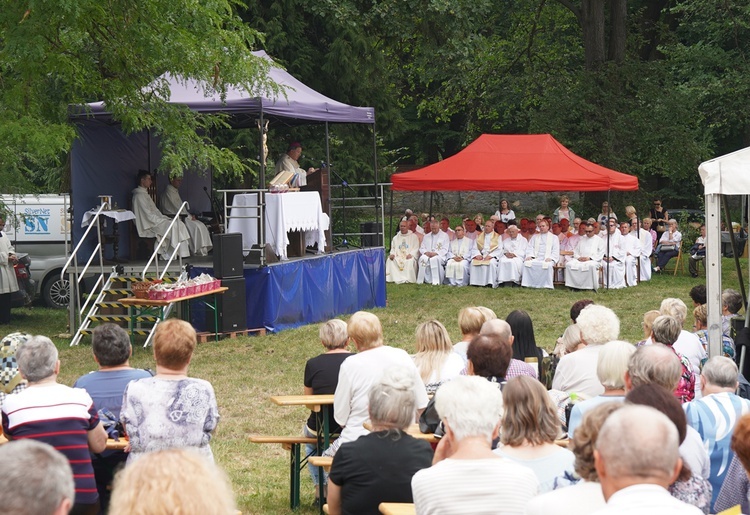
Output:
(212, 277), (247, 333)
(213, 233), (243, 278)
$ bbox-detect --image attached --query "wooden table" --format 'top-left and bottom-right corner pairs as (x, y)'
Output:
(119, 287), (228, 345)
(379, 503), (416, 515)
(1, 435), (127, 450)
(270, 394), (335, 512)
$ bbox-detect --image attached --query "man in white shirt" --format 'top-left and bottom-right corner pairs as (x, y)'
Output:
(592, 405), (702, 514)
(417, 220), (450, 285)
(496, 223), (527, 287)
(470, 220), (501, 287)
(522, 219), (559, 289)
(131, 170), (190, 259)
(445, 225), (476, 287)
(565, 222), (604, 291)
(386, 220), (420, 284)
(159, 176), (213, 256)
(601, 218), (626, 289)
(619, 221), (641, 287)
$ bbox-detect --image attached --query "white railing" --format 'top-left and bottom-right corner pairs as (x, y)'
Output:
(140, 202), (188, 280)
(62, 204), (108, 333)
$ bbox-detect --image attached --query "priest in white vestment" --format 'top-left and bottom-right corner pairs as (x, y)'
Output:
(470, 220), (502, 287)
(386, 220), (420, 284)
(132, 171), (190, 259)
(274, 142), (318, 187)
(601, 218), (626, 289)
(620, 221), (641, 287)
(636, 223), (653, 281)
(497, 224), (528, 286)
(0, 216), (19, 324)
(160, 176), (213, 256)
(445, 226), (476, 286)
(565, 223), (604, 291)
(417, 220), (450, 285)
(522, 219), (559, 289)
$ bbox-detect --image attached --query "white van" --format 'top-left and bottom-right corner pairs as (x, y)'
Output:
(0, 194), (71, 308)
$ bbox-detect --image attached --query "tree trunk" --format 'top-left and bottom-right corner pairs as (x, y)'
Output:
(608, 0), (627, 63)
(581, 0), (606, 69)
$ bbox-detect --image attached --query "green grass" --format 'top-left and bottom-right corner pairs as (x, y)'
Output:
(4, 257), (748, 514)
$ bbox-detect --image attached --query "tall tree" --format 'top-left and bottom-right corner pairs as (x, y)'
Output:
(0, 0), (272, 193)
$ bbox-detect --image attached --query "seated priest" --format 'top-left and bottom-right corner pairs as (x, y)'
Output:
(601, 218), (626, 289)
(564, 222), (604, 291)
(159, 176), (212, 257)
(521, 219), (559, 289)
(497, 223), (527, 287)
(470, 220), (502, 287)
(275, 141), (318, 187)
(386, 220), (420, 284)
(132, 170), (190, 260)
(620, 221), (641, 287)
(445, 225), (476, 287)
(417, 219), (450, 285)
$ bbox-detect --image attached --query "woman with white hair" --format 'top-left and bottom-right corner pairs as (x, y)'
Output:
(412, 320), (464, 394)
(552, 304), (621, 397)
(411, 375), (538, 514)
(327, 366), (433, 515)
(653, 219), (681, 273)
(567, 340), (635, 438)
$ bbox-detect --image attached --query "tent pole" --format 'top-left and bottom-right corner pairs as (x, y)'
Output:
(259, 110), (266, 190)
(372, 122), (380, 244)
(706, 193), (723, 359)
(605, 190), (611, 290)
(429, 192), (433, 219)
(723, 196), (747, 309)
(326, 122), (332, 253)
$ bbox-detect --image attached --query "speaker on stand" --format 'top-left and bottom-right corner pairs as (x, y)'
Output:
(211, 233), (247, 333)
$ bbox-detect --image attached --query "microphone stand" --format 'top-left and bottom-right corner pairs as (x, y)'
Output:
(203, 186), (223, 233)
(327, 163), (358, 250)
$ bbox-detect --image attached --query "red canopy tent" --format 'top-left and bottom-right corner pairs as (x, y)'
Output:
(390, 134), (638, 191)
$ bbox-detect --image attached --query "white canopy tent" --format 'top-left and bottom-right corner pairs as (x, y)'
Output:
(698, 146), (750, 359)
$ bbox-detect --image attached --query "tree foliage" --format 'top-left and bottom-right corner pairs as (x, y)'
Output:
(0, 0), (272, 192)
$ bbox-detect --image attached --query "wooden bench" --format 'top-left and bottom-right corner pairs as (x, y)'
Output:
(249, 435), (320, 510)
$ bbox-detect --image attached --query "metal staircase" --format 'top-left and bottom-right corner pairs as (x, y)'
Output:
(64, 203), (190, 347)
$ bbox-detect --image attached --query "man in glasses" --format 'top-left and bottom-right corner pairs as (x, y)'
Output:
(565, 222), (604, 291)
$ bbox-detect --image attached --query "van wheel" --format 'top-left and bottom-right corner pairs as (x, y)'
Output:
(43, 276), (70, 309)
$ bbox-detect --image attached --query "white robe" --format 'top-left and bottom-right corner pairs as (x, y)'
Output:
(522, 232), (559, 289)
(601, 231), (626, 289)
(417, 231), (450, 285)
(636, 228), (653, 281)
(565, 235), (604, 290)
(0, 232), (19, 294)
(497, 236), (528, 284)
(386, 232), (420, 284)
(470, 232), (501, 287)
(445, 237), (476, 286)
(160, 184), (213, 256)
(275, 153), (307, 187)
(131, 186), (190, 258)
(622, 232), (641, 287)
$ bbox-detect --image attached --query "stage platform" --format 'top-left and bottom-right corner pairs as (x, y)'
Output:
(186, 247), (386, 333)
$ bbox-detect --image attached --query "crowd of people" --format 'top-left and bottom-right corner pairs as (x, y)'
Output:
(1, 285), (749, 513)
(387, 197), (707, 289)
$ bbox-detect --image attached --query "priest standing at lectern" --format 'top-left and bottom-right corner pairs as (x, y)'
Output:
(132, 170), (190, 260)
(275, 142), (318, 187)
(160, 176), (213, 256)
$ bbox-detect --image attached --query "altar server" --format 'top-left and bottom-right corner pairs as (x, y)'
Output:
(160, 176), (212, 256)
